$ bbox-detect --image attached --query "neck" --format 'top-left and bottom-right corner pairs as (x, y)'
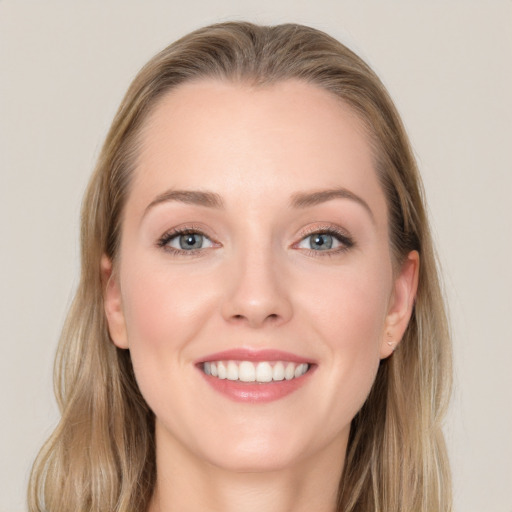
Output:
(147, 424), (346, 512)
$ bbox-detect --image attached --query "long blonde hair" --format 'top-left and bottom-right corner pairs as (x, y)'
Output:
(28, 21), (452, 512)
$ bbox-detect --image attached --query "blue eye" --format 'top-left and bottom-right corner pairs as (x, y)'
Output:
(297, 230), (353, 252)
(309, 233), (334, 250)
(177, 233), (204, 250)
(159, 231), (214, 252)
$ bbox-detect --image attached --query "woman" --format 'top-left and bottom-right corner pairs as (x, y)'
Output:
(28, 21), (452, 512)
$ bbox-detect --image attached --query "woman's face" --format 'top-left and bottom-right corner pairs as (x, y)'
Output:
(103, 79), (418, 473)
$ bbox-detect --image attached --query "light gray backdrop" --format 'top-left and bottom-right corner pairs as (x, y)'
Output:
(1, 2), (511, 511)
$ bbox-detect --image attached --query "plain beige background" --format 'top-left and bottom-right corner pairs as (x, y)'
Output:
(1, 1), (511, 511)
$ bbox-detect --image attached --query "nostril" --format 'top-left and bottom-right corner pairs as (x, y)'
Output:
(230, 312), (280, 325)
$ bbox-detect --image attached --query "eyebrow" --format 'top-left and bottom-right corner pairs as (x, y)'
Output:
(144, 186), (374, 222)
(290, 188), (375, 223)
(144, 189), (224, 215)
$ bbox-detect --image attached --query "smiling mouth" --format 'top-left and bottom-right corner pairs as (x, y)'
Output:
(202, 360), (310, 383)
(203, 361), (310, 383)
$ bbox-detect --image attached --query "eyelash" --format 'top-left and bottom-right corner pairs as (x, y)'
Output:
(156, 224), (355, 257)
(294, 225), (355, 257)
(157, 225), (216, 256)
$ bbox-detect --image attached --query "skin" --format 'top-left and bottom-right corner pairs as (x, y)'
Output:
(102, 79), (419, 512)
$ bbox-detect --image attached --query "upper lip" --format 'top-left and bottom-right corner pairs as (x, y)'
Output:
(196, 348), (315, 365)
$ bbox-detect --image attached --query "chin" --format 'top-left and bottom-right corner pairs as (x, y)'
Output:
(206, 444), (303, 474)
(195, 422), (331, 474)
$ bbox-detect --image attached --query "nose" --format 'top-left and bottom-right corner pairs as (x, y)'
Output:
(221, 245), (293, 328)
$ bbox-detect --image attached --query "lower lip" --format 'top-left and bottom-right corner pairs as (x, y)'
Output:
(198, 366), (315, 403)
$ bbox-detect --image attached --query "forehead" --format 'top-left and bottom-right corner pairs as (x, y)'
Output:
(129, 79), (386, 219)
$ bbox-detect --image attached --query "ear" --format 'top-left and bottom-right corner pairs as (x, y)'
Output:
(380, 250), (420, 359)
(101, 254), (129, 349)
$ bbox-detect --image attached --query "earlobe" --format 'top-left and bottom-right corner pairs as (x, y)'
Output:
(380, 250), (420, 359)
(101, 254), (129, 349)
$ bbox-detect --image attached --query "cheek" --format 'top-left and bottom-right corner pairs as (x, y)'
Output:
(120, 258), (216, 352)
(299, 261), (391, 418)
(335, 270), (390, 369)
(303, 259), (391, 347)
(117, 260), (216, 417)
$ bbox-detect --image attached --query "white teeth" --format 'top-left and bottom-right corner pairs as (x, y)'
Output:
(295, 363), (308, 378)
(239, 361), (256, 382)
(203, 360), (310, 382)
(284, 362), (295, 380)
(217, 361), (227, 379)
(227, 361), (238, 380)
(272, 361), (285, 381)
(226, 361), (238, 380)
(256, 362), (273, 382)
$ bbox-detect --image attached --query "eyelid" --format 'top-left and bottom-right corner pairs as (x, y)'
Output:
(292, 223), (355, 253)
(155, 222), (354, 256)
(167, 232), (214, 250)
(156, 224), (221, 254)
